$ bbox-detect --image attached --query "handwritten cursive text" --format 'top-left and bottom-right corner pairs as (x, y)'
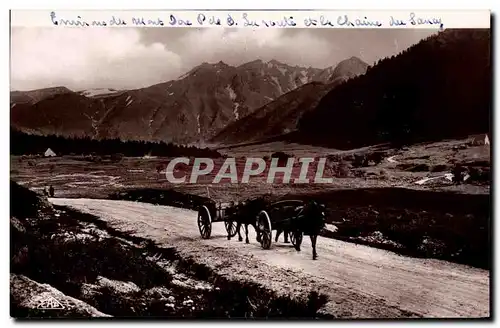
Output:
(409, 12), (443, 29)
(169, 14), (192, 26)
(47, 11), (446, 29)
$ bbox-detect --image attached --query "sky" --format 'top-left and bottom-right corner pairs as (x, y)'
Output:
(10, 27), (436, 91)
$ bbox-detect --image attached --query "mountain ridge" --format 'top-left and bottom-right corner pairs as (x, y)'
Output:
(210, 56), (370, 145)
(295, 29), (491, 149)
(11, 57), (365, 144)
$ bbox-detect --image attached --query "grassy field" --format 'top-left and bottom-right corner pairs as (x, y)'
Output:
(10, 136), (491, 269)
(11, 135), (490, 199)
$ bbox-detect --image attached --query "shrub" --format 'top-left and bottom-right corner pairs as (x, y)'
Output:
(270, 151), (291, 160)
(110, 153), (124, 163)
(467, 167), (490, 183)
(408, 163), (430, 172)
(367, 151), (385, 165)
(333, 161), (351, 178)
(352, 154), (368, 168)
(156, 164), (165, 174)
(430, 164), (449, 172)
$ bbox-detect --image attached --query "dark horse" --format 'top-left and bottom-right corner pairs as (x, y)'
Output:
(302, 200), (326, 260)
(280, 200), (326, 260)
(226, 197), (269, 244)
(227, 197), (326, 260)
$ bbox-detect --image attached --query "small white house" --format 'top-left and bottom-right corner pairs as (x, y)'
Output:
(470, 134), (490, 146)
(44, 148), (56, 157)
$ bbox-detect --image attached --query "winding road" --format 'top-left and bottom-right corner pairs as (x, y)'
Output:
(49, 198), (490, 319)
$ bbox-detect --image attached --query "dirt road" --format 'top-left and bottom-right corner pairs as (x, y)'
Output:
(49, 198), (490, 319)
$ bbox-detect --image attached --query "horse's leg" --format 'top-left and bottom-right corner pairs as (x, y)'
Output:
(284, 230), (290, 243)
(310, 234), (318, 260)
(255, 223), (262, 243)
(228, 222), (233, 240)
(275, 229), (282, 242)
(245, 224), (250, 244)
(236, 222), (243, 242)
(294, 230), (301, 252)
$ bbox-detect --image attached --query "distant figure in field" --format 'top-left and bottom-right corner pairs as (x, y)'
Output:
(49, 185), (55, 197)
(43, 187), (49, 197)
(452, 165), (467, 185)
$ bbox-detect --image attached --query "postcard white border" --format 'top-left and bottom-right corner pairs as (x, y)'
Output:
(3, 0), (497, 327)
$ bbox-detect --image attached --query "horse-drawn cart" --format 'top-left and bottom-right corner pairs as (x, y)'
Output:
(256, 200), (307, 250)
(197, 200), (239, 240)
(197, 197), (326, 260)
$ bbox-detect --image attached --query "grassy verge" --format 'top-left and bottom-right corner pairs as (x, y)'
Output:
(10, 181), (330, 319)
(313, 188), (490, 269)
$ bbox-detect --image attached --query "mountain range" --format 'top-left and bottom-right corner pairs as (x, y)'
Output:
(10, 29), (491, 150)
(10, 57), (368, 145)
(210, 57), (369, 145)
(214, 29), (491, 148)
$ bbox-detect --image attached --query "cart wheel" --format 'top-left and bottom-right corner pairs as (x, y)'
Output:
(290, 230), (303, 250)
(224, 220), (238, 238)
(257, 210), (272, 249)
(197, 205), (212, 239)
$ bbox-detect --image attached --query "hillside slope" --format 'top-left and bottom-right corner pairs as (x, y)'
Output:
(211, 57), (369, 145)
(210, 82), (332, 145)
(296, 29), (491, 149)
(10, 87), (73, 105)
